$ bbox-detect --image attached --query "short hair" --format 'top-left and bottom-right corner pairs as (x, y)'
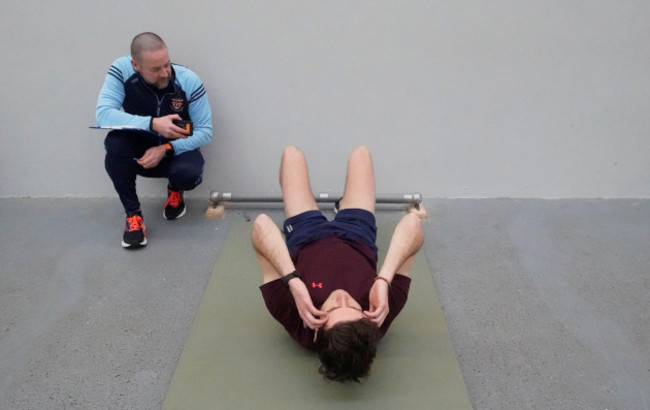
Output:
(130, 32), (167, 63)
(315, 318), (380, 383)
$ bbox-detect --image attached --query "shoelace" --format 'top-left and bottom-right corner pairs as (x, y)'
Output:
(126, 215), (144, 232)
(166, 190), (182, 208)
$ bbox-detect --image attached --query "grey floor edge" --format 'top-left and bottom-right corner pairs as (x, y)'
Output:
(1, 198), (649, 410)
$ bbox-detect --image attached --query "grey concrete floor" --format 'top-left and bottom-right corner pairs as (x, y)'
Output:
(0, 198), (648, 410)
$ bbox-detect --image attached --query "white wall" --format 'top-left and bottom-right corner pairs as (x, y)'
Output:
(2, 0), (649, 199)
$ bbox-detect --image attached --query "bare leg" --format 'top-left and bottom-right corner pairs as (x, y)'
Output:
(280, 146), (319, 218)
(338, 146), (376, 213)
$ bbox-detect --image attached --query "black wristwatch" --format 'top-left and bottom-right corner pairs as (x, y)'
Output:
(281, 270), (302, 288)
(164, 143), (174, 157)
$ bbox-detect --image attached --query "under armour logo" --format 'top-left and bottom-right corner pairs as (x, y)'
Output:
(312, 282), (322, 288)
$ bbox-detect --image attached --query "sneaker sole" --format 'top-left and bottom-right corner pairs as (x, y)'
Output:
(164, 204), (187, 220)
(122, 237), (148, 248)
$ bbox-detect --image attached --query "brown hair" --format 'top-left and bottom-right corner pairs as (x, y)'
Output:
(315, 318), (380, 382)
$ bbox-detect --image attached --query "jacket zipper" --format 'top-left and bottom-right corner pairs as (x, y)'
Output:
(140, 75), (178, 143)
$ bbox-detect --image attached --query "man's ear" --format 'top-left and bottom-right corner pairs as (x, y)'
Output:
(131, 59), (140, 73)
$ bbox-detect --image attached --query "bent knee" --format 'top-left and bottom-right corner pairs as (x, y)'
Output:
(350, 145), (370, 156)
(282, 145), (305, 163)
(403, 212), (423, 232)
(406, 211), (422, 225)
(104, 133), (132, 156)
(349, 145), (372, 163)
(169, 171), (203, 190)
(253, 213), (273, 230)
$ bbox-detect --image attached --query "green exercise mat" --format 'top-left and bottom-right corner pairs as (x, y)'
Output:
(163, 220), (472, 410)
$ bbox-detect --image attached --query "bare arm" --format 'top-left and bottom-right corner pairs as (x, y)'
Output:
(378, 213), (424, 281)
(364, 213), (424, 326)
(251, 214), (327, 329)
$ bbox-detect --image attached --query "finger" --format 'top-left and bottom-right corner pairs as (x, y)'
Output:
(300, 310), (324, 329)
(363, 305), (382, 315)
(309, 315), (328, 328)
(170, 123), (189, 135)
(309, 307), (328, 317)
(169, 130), (188, 139)
(366, 315), (385, 324)
(366, 311), (386, 326)
(305, 319), (323, 330)
(365, 305), (387, 317)
(365, 316), (384, 327)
